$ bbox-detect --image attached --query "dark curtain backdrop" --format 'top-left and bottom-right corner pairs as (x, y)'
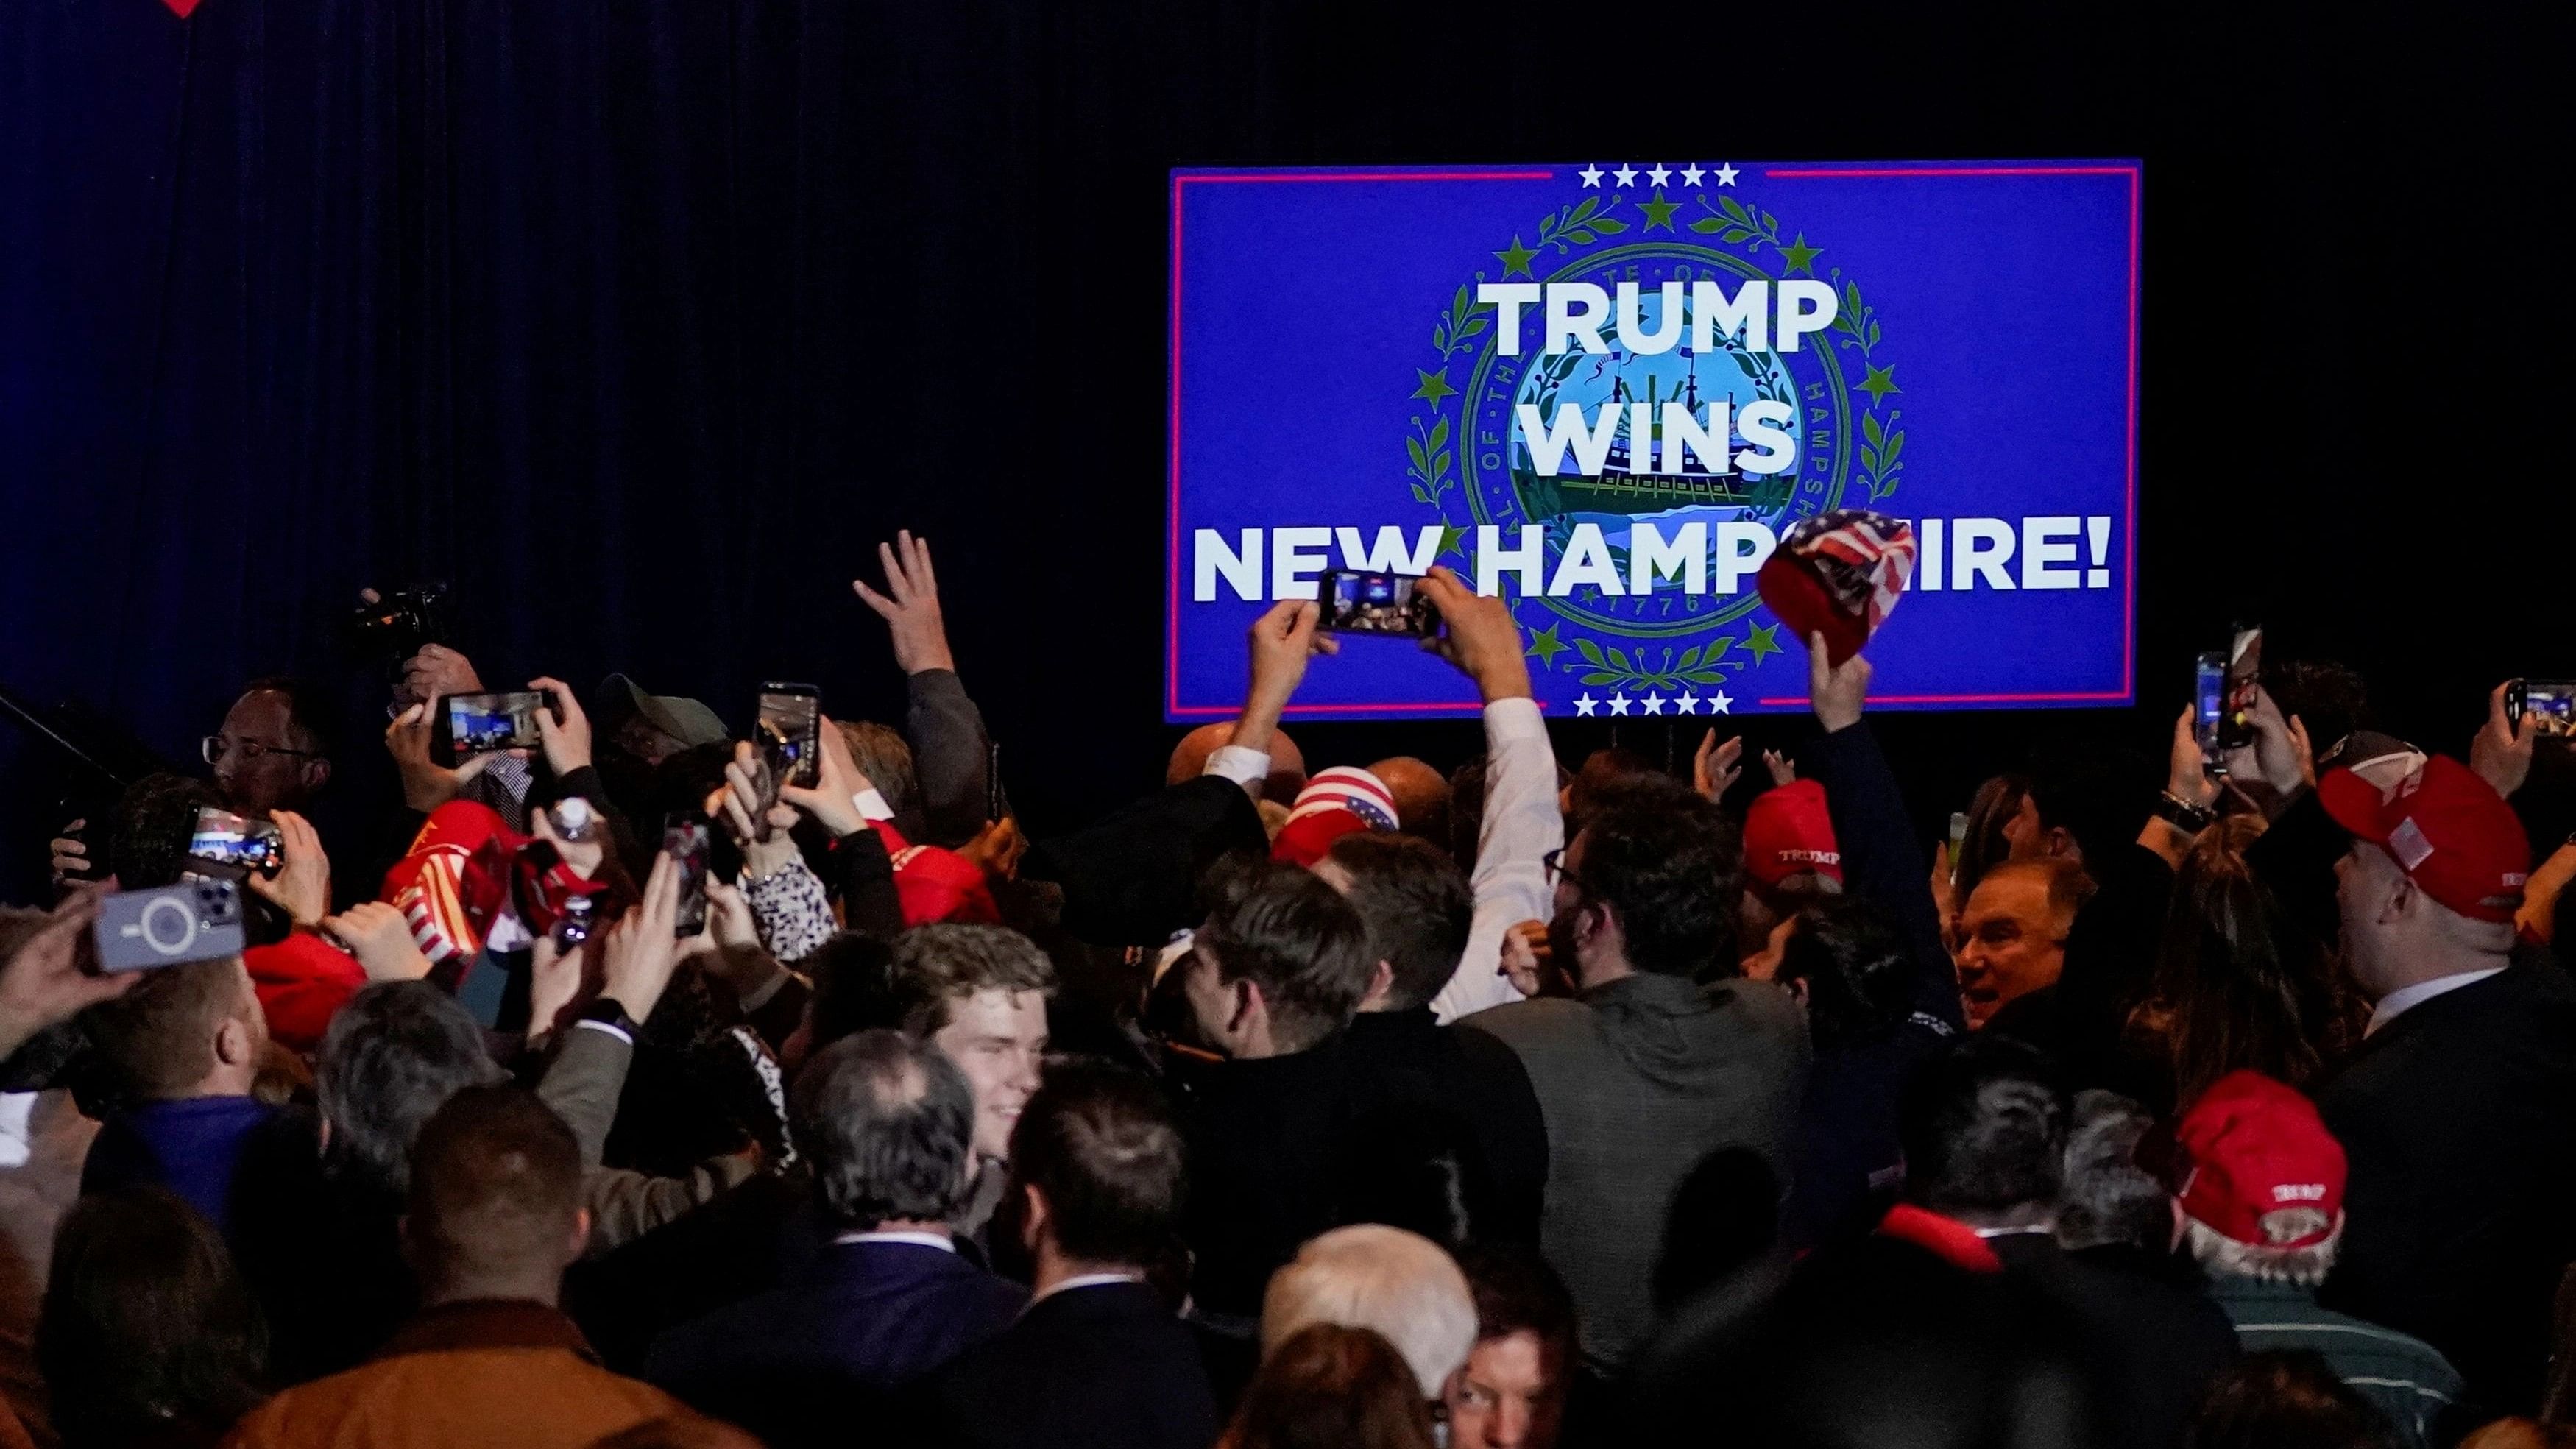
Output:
(1, 1), (2567, 896)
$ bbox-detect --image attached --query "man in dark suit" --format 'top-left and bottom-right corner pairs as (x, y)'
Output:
(2310, 753), (2576, 1417)
(644, 1030), (1024, 1447)
(918, 1060), (1219, 1449)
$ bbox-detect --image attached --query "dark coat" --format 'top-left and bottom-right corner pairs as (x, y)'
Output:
(1990, 1235), (2240, 1449)
(1461, 972), (1808, 1374)
(643, 1238), (1024, 1448)
(2316, 953), (2576, 1417)
(1342, 1005), (1549, 1247)
(916, 1280), (1218, 1449)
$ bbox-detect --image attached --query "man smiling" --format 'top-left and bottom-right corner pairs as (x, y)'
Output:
(884, 924), (1055, 1242)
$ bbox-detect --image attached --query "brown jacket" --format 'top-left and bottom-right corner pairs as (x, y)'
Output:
(221, 1300), (689, 1449)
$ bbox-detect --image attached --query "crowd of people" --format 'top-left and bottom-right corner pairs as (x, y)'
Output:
(5, 529), (2576, 1448)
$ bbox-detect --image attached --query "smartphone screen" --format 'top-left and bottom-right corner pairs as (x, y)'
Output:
(188, 805), (283, 876)
(2522, 680), (2576, 739)
(757, 684), (822, 790)
(2194, 653), (2228, 766)
(445, 690), (556, 762)
(1318, 570), (1436, 637)
(2216, 627), (2262, 751)
(665, 817), (712, 936)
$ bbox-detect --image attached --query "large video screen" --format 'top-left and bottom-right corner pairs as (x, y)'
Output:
(1167, 160), (2140, 720)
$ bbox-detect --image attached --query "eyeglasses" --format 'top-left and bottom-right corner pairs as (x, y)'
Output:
(1542, 847), (1589, 895)
(201, 734), (322, 765)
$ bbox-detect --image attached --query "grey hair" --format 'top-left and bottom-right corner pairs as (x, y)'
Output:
(1262, 1225), (1477, 1398)
(2056, 1091), (2172, 1253)
(2183, 1211), (2343, 1286)
(316, 982), (507, 1198)
(793, 1028), (977, 1230)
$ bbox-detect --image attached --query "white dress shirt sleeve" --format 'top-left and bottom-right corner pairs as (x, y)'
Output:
(1203, 743), (1272, 790)
(1431, 695), (1561, 1023)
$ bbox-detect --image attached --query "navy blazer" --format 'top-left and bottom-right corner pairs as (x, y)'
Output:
(644, 1237), (1025, 1448)
(919, 1280), (1219, 1449)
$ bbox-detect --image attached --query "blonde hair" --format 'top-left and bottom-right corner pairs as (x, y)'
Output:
(1261, 1225), (1475, 1398)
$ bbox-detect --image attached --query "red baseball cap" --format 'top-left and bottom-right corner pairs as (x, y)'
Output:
(1754, 509), (1917, 666)
(1743, 779), (1843, 889)
(2316, 754), (2530, 924)
(2172, 1070), (2345, 1249)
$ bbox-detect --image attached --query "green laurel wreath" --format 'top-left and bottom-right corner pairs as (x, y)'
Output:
(1571, 636), (1741, 690)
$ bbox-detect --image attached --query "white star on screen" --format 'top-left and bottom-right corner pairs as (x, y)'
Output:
(1711, 689), (1735, 713)
(1573, 693), (1599, 716)
(1608, 692), (1632, 715)
(1641, 692), (1665, 715)
(1676, 690), (1699, 715)
(1679, 163), (1706, 187)
(1713, 162), (1741, 186)
(1578, 164), (1604, 188)
(1611, 163), (1638, 186)
(1645, 163), (1671, 186)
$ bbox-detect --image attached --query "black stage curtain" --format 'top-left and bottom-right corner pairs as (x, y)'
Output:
(1, 1), (2566, 897)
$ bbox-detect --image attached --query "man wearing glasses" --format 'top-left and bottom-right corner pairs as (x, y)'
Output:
(201, 677), (335, 821)
(1457, 775), (1808, 1381)
(51, 677), (333, 889)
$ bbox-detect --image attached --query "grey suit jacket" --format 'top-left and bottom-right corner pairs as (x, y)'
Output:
(1461, 971), (1808, 1373)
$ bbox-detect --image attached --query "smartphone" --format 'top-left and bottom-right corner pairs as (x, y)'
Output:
(665, 817), (712, 937)
(2194, 652), (2229, 772)
(443, 690), (558, 762)
(94, 879), (247, 971)
(2216, 626), (2262, 752)
(2508, 679), (2576, 739)
(188, 806), (283, 878)
(1318, 570), (1438, 637)
(757, 683), (822, 790)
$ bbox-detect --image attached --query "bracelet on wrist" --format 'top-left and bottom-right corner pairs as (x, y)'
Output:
(2154, 790), (2217, 834)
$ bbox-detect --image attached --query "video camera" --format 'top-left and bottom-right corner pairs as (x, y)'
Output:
(349, 584), (450, 670)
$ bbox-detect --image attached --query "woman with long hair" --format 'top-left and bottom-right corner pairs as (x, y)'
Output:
(38, 1188), (266, 1449)
(2127, 815), (2350, 1113)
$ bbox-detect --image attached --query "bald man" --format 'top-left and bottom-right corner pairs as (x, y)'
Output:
(1370, 756), (1453, 844)
(1167, 722), (1307, 804)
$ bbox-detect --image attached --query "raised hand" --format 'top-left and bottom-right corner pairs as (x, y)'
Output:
(49, 819), (91, 890)
(598, 851), (685, 1022)
(0, 888), (135, 1059)
(397, 642), (484, 712)
(1248, 598), (1336, 712)
(245, 810), (330, 928)
(1414, 567), (1532, 703)
(781, 713), (870, 837)
(1806, 631), (1872, 734)
(2240, 688), (2314, 796)
(322, 900), (433, 982)
(528, 676), (592, 776)
(1694, 731), (1744, 803)
(2472, 681), (2540, 801)
(853, 530), (958, 676)
(386, 702), (495, 812)
(717, 742), (802, 878)
(2166, 705), (2221, 811)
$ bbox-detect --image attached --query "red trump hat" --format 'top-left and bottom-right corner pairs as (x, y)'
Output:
(2171, 1070), (2345, 1250)
(2316, 754), (2529, 924)
(1743, 779), (1843, 889)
